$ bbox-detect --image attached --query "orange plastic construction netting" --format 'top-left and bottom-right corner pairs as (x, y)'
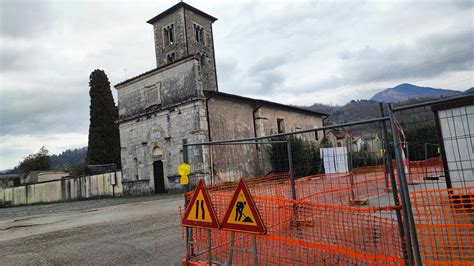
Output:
(181, 162), (473, 265)
(411, 187), (474, 265)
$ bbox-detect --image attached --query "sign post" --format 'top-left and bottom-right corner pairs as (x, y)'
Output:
(221, 178), (266, 266)
(181, 179), (219, 266)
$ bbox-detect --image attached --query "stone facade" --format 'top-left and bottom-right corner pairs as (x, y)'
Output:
(116, 57), (209, 191)
(205, 93), (325, 182)
(115, 3), (326, 193)
(148, 2), (218, 92)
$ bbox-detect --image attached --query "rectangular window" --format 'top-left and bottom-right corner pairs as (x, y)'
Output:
(277, 118), (285, 133)
(315, 131), (319, 141)
(163, 24), (174, 46)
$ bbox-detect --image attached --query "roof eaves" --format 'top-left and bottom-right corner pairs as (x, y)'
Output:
(115, 55), (197, 88)
(146, 2), (217, 25)
(204, 91), (328, 117)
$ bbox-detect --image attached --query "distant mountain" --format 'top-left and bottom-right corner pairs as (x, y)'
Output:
(307, 100), (381, 124)
(50, 147), (87, 170)
(304, 97), (454, 126)
(0, 169), (14, 174)
(370, 83), (462, 102)
(465, 87), (474, 94)
(1, 147), (87, 174)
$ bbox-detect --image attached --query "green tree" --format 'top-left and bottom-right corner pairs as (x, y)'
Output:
(18, 146), (51, 174)
(403, 122), (438, 161)
(70, 161), (87, 176)
(268, 136), (322, 178)
(86, 69), (121, 167)
(351, 151), (378, 168)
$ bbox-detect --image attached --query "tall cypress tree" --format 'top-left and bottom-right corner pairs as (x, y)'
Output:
(86, 69), (121, 167)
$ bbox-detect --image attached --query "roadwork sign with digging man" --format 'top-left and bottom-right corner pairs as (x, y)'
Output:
(235, 201), (253, 223)
(221, 178), (266, 234)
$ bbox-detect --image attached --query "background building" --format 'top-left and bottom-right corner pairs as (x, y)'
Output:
(21, 170), (69, 184)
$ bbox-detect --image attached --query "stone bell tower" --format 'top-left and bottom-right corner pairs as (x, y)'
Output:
(147, 2), (218, 91)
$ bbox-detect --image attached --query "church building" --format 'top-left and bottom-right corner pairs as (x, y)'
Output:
(115, 2), (326, 194)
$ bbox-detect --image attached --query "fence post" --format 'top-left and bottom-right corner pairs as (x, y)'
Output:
(424, 143), (428, 181)
(406, 141), (413, 183)
(183, 139), (190, 199)
(253, 235), (258, 266)
(287, 140), (297, 200)
(183, 139), (191, 266)
(208, 229), (212, 266)
(379, 103), (410, 265)
(389, 108), (422, 266)
(228, 231), (235, 266)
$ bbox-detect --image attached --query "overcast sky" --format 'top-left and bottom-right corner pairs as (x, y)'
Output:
(0, 0), (473, 170)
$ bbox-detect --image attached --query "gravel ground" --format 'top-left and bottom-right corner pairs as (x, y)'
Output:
(0, 195), (185, 265)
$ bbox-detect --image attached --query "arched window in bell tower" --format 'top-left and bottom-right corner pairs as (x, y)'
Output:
(193, 23), (205, 45)
(163, 24), (175, 46)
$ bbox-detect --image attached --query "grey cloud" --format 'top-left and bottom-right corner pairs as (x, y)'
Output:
(248, 55), (288, 74)
(253, 70), (285, 95)
(0, 48), (22, 71)
(217, 57), (238, 77)
(452, 0), (474, 9)
(0, 87), (90, 136)
(0, 43), (36, 72)
(338, 29), (474, 85)
(0, 0), (55, 37)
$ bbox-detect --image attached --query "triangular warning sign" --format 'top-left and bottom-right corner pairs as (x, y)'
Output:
(220, 178), (266, 234)
(181, 179), (219, 229)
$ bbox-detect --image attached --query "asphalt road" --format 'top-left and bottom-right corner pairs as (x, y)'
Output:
(0, 195), (185, 265)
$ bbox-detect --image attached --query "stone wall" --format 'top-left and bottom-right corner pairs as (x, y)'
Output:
(206, 96), (324, 183)
(122, 180), (152, 196)
(206, 97), (262, 182)
(0, 172), (122, 207)
(151, 7), (187, 66)
(149, 6), (217, 91)
(184, 8), (218, 91)
(256, 107), (324, 142)
(117, 56), (210, 192)
(118, 100), (209, 192)
(116, 57), (203, 121)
